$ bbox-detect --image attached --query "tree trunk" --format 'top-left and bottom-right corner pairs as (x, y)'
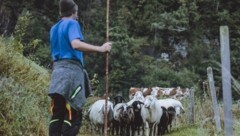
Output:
(0, 1), (24, 36)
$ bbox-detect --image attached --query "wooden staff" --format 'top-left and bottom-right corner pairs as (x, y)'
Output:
(104, 0), (110, 135)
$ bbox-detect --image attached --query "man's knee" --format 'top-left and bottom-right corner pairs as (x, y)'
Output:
(62, 111), (82, 136)
(62, 120), (81, 136)
(49, 119), (63, 136)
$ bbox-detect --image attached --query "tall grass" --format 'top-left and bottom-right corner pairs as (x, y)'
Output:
(0, 37), (50, 135)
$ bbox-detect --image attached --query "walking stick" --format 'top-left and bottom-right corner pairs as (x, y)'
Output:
(104, 0), (110, 135)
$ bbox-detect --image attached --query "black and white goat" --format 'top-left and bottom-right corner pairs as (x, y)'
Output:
(113, 103), (134, 136)
(131, 100), (144, 136)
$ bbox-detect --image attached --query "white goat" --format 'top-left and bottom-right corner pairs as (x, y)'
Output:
(89, 99), (114, 135)
(141, 95), (163, 136)
(151, 87), (162, 98)
(158, 98), (185, 116)
(127, 91), (145, 106)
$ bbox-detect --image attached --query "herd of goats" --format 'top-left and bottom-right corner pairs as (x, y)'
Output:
(87, 86), (191, 136)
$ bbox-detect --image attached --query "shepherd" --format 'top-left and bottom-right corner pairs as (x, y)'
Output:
(48, 0), (112, 136)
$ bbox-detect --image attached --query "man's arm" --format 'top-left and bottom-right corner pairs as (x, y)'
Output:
(71, 39), (111, 53)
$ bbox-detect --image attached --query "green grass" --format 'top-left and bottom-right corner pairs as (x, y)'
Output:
(0, 37), (50, 136)
(165, 125), (208, 136)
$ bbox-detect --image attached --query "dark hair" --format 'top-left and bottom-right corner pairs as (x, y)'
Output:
(59, 0), (78, 17)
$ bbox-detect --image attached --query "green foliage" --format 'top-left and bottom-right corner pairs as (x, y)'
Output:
(142, 61), (199, 88)
(151, 4), (189, 32)
(109, 26), (143, 95)
(14, 10), (32, 42)
(14, 10), (40, 54)
(31, 44), (51, 68)
(82, 0), (240, 99)
(14, 8), (52, 67)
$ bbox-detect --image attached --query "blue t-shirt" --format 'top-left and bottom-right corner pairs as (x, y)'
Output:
(50, 19), (84, 64)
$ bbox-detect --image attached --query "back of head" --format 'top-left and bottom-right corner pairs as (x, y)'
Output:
(59, 0), (78, 17)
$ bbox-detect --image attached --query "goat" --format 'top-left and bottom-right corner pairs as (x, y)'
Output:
(129, 87), (154, 100)
(151, 86), (163, 98)
(113, 103), (134, 136)
(158, 98), (184, 132)
(158, 98), (185, 117)
(88, 99), (114, 135)
(113, 95), (125, 106)
(179, 87), (192, 100)
(127, 91), (145, 106)
(142, 88), (153, 97)
(131, 100), (144, 136)
(141, 95), (163, 136)
(129, 87), (142, 100)
(167, 106), (176, 132)
(157, 106), (169, 135)
(111, 95), (125, 135)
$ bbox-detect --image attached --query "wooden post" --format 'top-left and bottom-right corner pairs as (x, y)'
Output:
(220, 26), (233, 136)
(207, 67), (222, 132)
(188, 87), (195, 124)
(238, 99), (240, 111)
(104, 0), (110, 136)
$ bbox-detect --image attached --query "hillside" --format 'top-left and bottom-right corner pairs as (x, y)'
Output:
(0, 37), (50, 135)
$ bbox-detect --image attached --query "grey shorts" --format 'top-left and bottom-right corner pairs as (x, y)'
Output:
(48, 60), (86, 111)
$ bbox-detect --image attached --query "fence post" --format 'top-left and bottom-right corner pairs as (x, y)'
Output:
(220, 25), (233, 136)
(188, 88), (195, 124)
(207, 67), (222, 132)
(238, 99), (240, 111)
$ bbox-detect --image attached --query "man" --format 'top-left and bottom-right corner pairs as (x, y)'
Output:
(48, 0), (112, 135)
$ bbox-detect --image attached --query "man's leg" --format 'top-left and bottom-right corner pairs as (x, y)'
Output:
(62, 103), (83, 136)
(49, 94), (67, 136)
